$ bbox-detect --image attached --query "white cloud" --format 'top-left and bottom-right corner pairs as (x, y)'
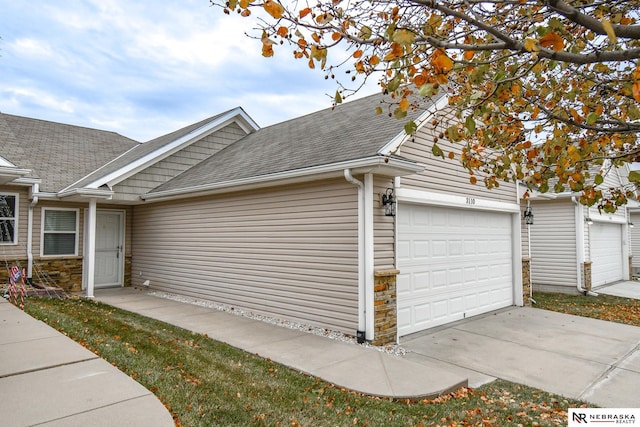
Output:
(0, 0), (361, 141)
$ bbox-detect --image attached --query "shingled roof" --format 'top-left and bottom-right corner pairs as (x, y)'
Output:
(148, 91), (439, 195)
(0, 113), (140, 192)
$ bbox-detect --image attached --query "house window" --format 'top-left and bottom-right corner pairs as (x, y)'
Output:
(42, 208), (78, 256)
(0, 194), (18, 244)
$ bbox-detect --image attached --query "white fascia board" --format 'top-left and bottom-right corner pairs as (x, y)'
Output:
(0, 156), (17, 167)
(81, 108), (260, 190)
(142, 157), (424, 202)
(0, 166), (33, 184)
(397, 187), (521, 213)
(57, 187), (114, 200)
(378, 95), (449, 156)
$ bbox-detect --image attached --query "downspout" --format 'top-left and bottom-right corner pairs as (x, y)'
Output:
(363, 173), (375, 341)
(26, 183), (39, 285)
(344, 169), (366, 343)
(572, 197), (598, 296)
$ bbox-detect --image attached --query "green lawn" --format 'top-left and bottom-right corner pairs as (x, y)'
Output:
(23, 296), (586, 426)
(533, 291), (640, 327)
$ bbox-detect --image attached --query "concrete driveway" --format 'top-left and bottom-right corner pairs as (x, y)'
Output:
(401, 307), (640, 408)
(597, 280), (640, 299)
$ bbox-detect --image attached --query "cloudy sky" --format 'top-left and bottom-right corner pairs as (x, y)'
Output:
(0, 0), (360, 141)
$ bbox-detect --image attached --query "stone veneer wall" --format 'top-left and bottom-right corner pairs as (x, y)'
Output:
(522, 257), (532, 306)
(372, 269), (399, 346)
(582, 261), (592, 292)
(2, 256), (132, 291)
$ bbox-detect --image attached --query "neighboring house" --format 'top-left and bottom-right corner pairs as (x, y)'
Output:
(521, 166), (633, 295)
(1, 92), (524, 345)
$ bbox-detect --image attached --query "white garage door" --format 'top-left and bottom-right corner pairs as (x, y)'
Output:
(590, 222), (623, 287)
(397, 204), (514, 336)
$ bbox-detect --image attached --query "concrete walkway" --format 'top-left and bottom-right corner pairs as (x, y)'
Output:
(93, 288), (467, 399)
(93, 288), (640, 408)
(0, 297), (174, 427)
(596, 280), (640, 300)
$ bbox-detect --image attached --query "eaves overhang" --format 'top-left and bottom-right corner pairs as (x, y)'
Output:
(141, 156), (425, 203)
(56, 187), (114, 202)
(0, 166), (33, 185)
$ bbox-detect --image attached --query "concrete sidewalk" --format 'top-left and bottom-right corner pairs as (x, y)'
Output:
(93, 288), (468, 399)
(0, 297), (174, 427)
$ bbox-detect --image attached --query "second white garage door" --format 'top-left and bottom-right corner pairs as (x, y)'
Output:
(397, 204), (514, 336)
(590, 222), (623, 287)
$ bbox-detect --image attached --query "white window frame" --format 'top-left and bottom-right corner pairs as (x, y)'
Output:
(0, 192), (19, 245)
(41, 207), (79, 257)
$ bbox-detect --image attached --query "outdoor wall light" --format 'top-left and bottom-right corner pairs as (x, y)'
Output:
(381, 188), (396, 217)
(585, 216), (594, 225)
(523, 206), (534, 225)
(629, 221), (635, 228)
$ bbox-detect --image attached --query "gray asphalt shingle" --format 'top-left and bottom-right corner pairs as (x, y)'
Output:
(0, 113), (139, 192)
(150, 92), (430, 194)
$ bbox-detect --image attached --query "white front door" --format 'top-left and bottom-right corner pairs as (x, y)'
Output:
(397, 204), (514, 336)
(95, 210), (124, 288)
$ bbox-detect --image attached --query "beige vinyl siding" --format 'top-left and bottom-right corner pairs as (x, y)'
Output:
(373, 176), (396, 270)
(521, 205), (531, 258)
(0, 186), (29, 258)
(113, 123), (247, 202)
(631, 212), (640, 270)
(399, 106), (517, 203)
(529, 200), (577, 291)
(131, 178), (359, 333)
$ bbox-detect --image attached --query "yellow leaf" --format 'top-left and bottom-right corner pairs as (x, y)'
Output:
(315, 13), (333, 24)
(539, 32), (564, 51)
(399, 97), (410, 112)
(524, 38), (539, 52)
(276, 26), (288, 37)
(263, 0), (284, 18)
(353, 49), (363, 59)
(601, 19), (617, 43)
(463, 50), (475, 61)
(240, 0), (250, 8)
(392, 29), (415, 45)
(332, 32), (342, 41)
(369, 55), (380, 66)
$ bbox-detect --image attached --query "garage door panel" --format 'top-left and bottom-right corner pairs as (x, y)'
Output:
(398, 204), (514, 336)
(590, 223), (623, 287)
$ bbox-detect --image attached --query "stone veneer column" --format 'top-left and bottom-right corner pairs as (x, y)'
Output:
(372, 269), (399, 346)
(582, 261), (592, 293)
(521, 257), (532, 306)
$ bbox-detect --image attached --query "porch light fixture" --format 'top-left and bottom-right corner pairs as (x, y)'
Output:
(523, 206), (534, 225)
(629, 221), (635, 228)
(585, 216), (594, 225)
(381, 188), (396, 217)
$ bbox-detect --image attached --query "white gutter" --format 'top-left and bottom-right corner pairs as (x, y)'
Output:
(363, 173), (375, 341)
(344, 169), (366, 342)
(572, 197), (598, 296)
(26, 183), (39, 282)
